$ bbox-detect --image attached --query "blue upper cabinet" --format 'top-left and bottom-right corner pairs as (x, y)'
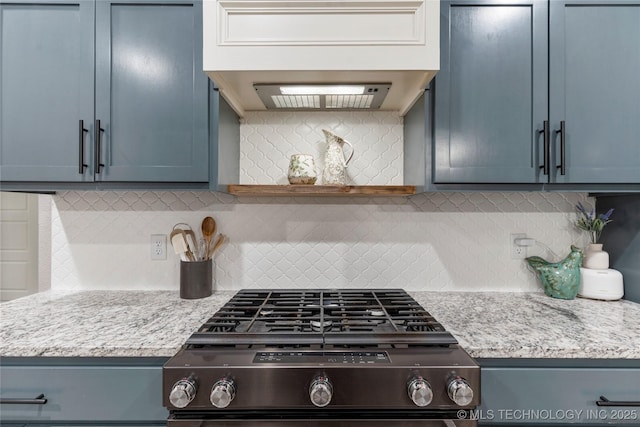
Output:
(549, 0), (640, 184)
(434, 0), (548, 184)
(0, 0), (208, 185)
(94, 0), (208, 182)
(0, 0), (95, 182)
(433, 0), (640, 187)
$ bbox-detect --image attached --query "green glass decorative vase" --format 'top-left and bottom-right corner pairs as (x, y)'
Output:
(526, 245), (583, 300)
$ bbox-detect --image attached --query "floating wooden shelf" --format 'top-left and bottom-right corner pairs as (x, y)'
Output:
(227, 185), (416, 197)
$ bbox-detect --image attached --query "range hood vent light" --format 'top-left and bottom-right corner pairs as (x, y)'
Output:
(254, 84), (390, 110)
(280, 85), (366, 96)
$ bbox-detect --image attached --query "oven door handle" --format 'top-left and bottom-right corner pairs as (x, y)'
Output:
(597, 395), (640, 407)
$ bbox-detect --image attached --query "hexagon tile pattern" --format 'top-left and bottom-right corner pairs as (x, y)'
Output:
(239, 111), (404, 185)
(49, 191), (592, 293)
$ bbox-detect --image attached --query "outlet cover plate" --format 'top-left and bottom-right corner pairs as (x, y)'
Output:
(510, 233), (527, 259)
(150, 234), (167, 260)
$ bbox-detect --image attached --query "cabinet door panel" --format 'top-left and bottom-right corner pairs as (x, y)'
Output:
(481, 367), (640, 424)
(95, 0), (208, 182)
(0, 365), (167, 422)
(549, 1), (640, 184)
(434, 0), (547, 183)
(0, 1), (94, 182)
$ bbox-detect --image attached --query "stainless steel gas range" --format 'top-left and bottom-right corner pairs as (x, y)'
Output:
(163, 289), (480, 426)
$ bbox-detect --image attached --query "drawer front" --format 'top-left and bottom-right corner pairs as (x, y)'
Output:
(480, 367), (640, 425)
(0, 365), (167, 422)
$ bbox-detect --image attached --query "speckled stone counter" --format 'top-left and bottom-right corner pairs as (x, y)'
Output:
(0, 290), (234, 357)
(411, 292), (640, 359)
(1, 290), (639, 358)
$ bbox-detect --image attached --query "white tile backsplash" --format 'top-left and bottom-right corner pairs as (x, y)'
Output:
(239, 111), (404, 185)
(49, 191), (592, 292)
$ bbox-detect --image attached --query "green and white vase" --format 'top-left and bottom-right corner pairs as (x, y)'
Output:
(288, 154), (317, 185)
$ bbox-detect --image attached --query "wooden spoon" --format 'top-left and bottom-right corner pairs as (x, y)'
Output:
(207, 234), (226, 260)
(201, 216), (216, 260)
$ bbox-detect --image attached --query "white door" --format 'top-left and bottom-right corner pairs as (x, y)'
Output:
(0, 192), (38, 301)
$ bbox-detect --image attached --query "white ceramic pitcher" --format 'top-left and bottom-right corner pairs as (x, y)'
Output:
(321, 129), (354, 185)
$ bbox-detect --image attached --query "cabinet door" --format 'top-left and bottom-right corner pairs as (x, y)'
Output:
(549, 0), (640, 184)
(434, 0), (548, 183)
(481, 366), (640, 424)
(0, 364), (167, 423)
(0, 0), (95, 182)
(94, 0), (208, 182)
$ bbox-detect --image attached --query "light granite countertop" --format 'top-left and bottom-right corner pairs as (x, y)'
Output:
(1, 290), (639, 359)
(412, 292), (640, 359)
(0, 290), (235, 357)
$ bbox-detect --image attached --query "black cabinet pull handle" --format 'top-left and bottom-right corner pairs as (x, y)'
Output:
(0, 393), (48, 405)
(555, 120), (566, 176)
(597, 396), (640, 407)
(95, 119), (105, 174)
(538, 120), (550, 175)
(78, 120), (89, 174)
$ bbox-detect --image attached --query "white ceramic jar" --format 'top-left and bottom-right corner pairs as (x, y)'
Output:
(582, 243), (610, 270)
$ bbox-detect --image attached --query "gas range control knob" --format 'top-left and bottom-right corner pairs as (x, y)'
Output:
(407, 376), (433, 407)
(210, 378), (236, 408)
(169, 377), (198, 408)
(309, 376), (333, 407)
(447, 376), (474, 407)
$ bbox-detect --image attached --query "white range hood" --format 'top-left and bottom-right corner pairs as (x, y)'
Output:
(203, 0), (440, 117)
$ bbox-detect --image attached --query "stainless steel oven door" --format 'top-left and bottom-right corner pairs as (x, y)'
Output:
(168, 417), (477, 427)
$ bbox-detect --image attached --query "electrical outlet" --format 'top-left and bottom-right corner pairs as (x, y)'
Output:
(510, 233), (527, 259)
(150, 234), (167, 260)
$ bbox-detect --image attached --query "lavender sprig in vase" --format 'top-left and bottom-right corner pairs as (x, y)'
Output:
(575, 202), (614, 270)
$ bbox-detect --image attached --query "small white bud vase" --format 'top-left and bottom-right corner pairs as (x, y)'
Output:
(582, 243), (609, 270)
(287, 154), (317, 185)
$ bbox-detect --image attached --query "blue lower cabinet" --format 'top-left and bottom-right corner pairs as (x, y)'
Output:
(478, 363), (640, 425)
(0, 358), (168, 424)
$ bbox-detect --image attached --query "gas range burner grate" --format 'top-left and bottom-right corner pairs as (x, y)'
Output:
(186, 289), (457, 348)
